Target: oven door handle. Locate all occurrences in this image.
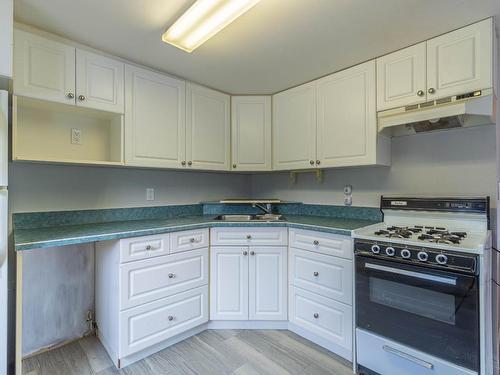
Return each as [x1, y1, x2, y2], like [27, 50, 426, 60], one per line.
[365, 263, 457, 285]
[383, 345, 434, 369]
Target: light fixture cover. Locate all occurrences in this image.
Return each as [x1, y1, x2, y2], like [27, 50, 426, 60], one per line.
[163, 0, 261, 53]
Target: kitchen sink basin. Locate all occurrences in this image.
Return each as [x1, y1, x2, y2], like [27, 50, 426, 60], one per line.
[214, 214, 285, 222]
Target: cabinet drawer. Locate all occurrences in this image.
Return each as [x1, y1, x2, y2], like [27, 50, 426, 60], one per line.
[120, 233, 170, 263]
[289, 229, 352, 259]
[290, 248, 352, 305]
[119, 286, 208, 357]
[120, 248, 208, 309]
[289, 286, 352, 353]
[357, 329, 475, 375]
[170, 228, 209, 253]
[210, 227, 287, 246]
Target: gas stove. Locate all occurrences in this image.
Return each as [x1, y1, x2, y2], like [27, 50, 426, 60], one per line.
[353, 197, 490, 254]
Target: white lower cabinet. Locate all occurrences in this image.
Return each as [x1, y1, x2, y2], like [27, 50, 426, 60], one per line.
[210, 228, 288, 322]
[288, 229, 354, 361]
[95, 229, 209, 367]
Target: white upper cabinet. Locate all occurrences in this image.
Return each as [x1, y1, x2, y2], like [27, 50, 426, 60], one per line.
[186, 83, 230, 171]
[76, 50, 124, 113]
[14, 29, 76, 105]
[317, 61, 379, 168]
[426, 19, 493, 100]
[0, 0, 13, 79]
[231, 96, 272, 171]
[125, 65, 186, 169]
[273, 83, 317, 170]
[376, 43, 427, 110]
[377, 19, 493, 111]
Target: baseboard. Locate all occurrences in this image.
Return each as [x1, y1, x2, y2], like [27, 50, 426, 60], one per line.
[207, 320, 289, 330]
[288, 323, 352, 362]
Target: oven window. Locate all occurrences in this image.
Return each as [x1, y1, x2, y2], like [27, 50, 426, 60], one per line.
[369, 277, 456, 325]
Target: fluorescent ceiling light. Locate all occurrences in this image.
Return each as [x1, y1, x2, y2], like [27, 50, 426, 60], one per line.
[162, 0, 261, 53]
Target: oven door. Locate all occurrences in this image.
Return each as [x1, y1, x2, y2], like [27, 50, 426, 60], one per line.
[356, 255, 479, 372]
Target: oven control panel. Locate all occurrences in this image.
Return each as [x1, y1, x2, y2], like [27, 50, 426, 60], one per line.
[354, 240, 477, 274]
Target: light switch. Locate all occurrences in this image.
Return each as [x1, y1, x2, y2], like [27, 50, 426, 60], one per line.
[146, 188, 154, 201]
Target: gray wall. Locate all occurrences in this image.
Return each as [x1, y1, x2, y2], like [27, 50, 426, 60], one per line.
[251, 125, 497, 208]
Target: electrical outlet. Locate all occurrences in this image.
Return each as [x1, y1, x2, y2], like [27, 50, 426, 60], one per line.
[146, 188, 155, 201]
[344, 184, 353, 195]
[345, 196, 352, 206]
[71, 128, 82, 145]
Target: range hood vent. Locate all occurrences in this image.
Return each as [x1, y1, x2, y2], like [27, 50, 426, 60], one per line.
[378, 89, 496, 137]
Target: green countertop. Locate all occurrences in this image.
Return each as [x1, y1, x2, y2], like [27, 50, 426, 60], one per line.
[14, 214, 379, 251]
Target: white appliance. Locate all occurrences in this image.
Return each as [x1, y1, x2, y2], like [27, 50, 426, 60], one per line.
[353, 197, 493, 375]
[0, 90, 8, 375]
[378, 89, 496, 137]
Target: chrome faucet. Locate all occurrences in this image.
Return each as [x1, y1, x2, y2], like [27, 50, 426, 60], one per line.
[252, 203, 272, 214]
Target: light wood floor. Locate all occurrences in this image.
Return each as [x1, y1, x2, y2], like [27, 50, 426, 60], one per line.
[22, 330, 353, 375]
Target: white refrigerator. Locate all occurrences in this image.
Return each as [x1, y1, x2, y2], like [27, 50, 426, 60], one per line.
[0, 90, 8, 375]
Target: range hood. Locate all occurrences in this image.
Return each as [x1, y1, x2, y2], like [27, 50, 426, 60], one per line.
[378, 89, 496, 137]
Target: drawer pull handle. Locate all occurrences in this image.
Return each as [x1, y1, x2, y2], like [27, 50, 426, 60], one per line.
[313, 313, 319, 319]
[313, 240, 319, 245]
[246, 235, 252, 239]
[250, 251, 255, 256]
[168, 273, 175, 279]
[168, 315, 174, 321]
[313, 271, 319, 277]
[383, 345, 434, 369]
[146, 245, 152, 250]
[243, 251, 248, 256]
[189, 238, 196, 243]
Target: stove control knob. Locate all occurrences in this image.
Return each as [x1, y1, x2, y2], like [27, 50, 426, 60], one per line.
[417, 251, 429, 262]
[385, 247, 395, 256]
[400, 249, 411, 259]
[371, 245, 380, 254]
[436, 254, 448, 265]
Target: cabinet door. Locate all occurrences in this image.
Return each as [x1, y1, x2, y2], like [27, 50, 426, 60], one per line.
[316, 60, 377, 168]
[427, 18, 492, 100]
[249, 247, 287, 320]
[376, 43, 426, 111]
[125, 65, 186, 169]
[273, 83, 317, 170]
[0, 0, 13, 78]
[14, 29, 75, 104]
[210, 247, 248, 320]
[186, 83, 230, 171]
[76, 50, 124, 113]
[231, 96, 272, 171]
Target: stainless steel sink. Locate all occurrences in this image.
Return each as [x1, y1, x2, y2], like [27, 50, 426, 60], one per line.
[214, 214, 285, 222]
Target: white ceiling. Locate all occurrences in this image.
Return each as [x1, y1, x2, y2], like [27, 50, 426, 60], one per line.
[14, 0, 500, 94]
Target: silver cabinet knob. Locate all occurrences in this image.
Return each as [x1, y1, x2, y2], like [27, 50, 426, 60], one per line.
[233, 164, 237, 168]
[428, 88, 436, 94]
[316, 160, 320, 165]
[181, 161, 186, 166]
[168, 315, 174, 321]
[78, 95, 86, 101]
[66, 92, 75, 99]
[250, 251, 255, 256]
[188, 161, 192, 166]
[313, 271, 319, 277]
[246, 235, 252, 239]
[313, 240, 319, 245]
[189, 238, 196, 243]
[146, 245, 152, 250]
[243, 251, 248, 256]
[309, 160, 315, 165]
[168, 273, 175, 279]
[313, 313, 319, 319]
[417, 90, 424, 97]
